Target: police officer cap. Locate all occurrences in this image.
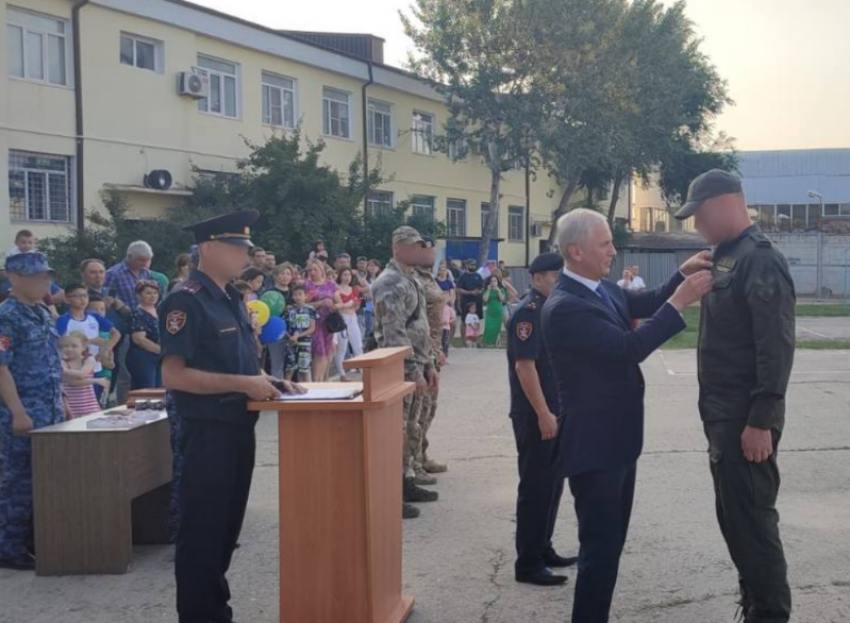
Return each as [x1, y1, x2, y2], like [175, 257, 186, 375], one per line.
[5, 251, 54, 275]
[675, 169, 743, 220]
[182, 209, 260, 247]
[529, 252, 563, 274]
[392, 226, 424, 246]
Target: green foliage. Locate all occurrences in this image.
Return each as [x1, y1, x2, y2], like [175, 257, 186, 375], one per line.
[658, 134, 739, 209]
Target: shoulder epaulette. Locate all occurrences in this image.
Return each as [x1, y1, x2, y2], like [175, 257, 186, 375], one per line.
[748, 229, 772, 248]
[175, 279, 203, 295]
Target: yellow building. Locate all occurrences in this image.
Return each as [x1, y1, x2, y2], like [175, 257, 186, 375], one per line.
[1, 0, 562, 265]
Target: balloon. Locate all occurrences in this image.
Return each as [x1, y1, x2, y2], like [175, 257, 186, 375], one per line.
[247, 300, 271, 327]
[260, 316, 287, 345]
[261, 290, 286, 317]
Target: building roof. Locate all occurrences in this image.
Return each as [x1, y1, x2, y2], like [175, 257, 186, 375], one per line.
[622, 232, 708, 251]
[739, 149, 850, 205]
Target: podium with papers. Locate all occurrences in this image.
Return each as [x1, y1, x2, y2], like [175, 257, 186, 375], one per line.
[249, 347, 416, 623]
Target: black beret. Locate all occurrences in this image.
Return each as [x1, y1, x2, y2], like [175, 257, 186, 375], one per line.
[529, 252, 563, 274]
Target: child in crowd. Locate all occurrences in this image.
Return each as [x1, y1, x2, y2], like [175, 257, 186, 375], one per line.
[268, 263, 297, 379]
[442, 300, 457, 357]
[56, 284, 120, 401]
[464, 302, 481, 348]
[240, 269, 265, 301]
[60, 332, 110, 418]
[285, 284, 317, 382]
[86, 296, 116, 406]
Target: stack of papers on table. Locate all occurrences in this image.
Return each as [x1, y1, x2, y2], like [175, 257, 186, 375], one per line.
[278, 388, 362, 401]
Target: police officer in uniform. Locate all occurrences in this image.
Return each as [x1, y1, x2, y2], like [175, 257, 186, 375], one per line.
[160, 210, 304, 623]
[676, 170, 795, 623]
[0, 252, 64, 571]
[507, 252, 577, 586]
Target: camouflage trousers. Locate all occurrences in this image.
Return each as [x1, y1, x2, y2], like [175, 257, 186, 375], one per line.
[0, 419, 34, 558]
[403, 383, 440, 475]
[417, 384, 439, 466]
[166, 391, 184, 543]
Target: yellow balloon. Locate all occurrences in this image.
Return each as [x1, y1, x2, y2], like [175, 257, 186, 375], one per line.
[247, 300, 271, 327]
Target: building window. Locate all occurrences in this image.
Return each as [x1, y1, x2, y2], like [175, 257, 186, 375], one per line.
[323, 87, 351, 138]
[366, 191, 393, 217]
[412, 112, 434, 155]
[480, 202, 499, 237]
[367, 99, 393, 148]
[411, 195, 435, 220]
[753, 205, 777, 231]
[120, 33, 160, 72]
[448, 139, 468, 162]
[447, 199, 466, 237]
[508, 206, 525, 242]
[262, 72, 296, 128]
[197, 55, 239, 119]
[824, 203, 840, 217]
[6, 7, 70, 86]
[8, 150, 73, 223]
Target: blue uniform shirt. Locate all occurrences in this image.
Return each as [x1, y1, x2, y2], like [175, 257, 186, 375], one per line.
[0, 296, 64, 426]
[158, 269, 261, 425]
[507, 289, 557, 419]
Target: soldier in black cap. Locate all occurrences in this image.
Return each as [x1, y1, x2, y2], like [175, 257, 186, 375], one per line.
[676, 170, 795, 623]
[159, 210, 304, 623]
[507, 252, 577, 586]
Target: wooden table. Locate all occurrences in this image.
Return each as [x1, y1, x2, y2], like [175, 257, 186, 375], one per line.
[30, 408, 173, 575]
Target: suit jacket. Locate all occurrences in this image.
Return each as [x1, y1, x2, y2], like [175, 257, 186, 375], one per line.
[541, 271, 687, 477]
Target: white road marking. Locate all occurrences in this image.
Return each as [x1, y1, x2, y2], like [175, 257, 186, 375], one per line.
[798, 325, 832, 339]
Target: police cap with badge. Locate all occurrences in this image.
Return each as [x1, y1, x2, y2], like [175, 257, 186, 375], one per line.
[529, 252, 563, 275]
[183, 209, 260, 247]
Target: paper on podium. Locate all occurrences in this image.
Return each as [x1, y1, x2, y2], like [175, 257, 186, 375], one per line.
[277, 388, 362, 401]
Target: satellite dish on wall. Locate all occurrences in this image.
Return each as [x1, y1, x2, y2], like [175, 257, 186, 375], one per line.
[143, 169, 173, 191]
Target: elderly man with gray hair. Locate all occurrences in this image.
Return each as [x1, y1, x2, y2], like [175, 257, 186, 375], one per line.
[104, 241, 155, 403]
[541, 209, 713, 623]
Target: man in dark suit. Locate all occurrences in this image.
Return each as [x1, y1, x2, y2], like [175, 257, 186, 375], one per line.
[541, 209, 713, 623]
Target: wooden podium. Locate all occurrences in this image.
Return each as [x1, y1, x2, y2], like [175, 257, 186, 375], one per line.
[249, 347, 416, 623]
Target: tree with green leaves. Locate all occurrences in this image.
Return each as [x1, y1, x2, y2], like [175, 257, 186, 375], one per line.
[402, 0, 543, 266]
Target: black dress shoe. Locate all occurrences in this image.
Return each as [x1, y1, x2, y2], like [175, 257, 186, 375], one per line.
[0, 552, 35, 571]
[545, 551, 578, 568]
[515, 567, 568, 586]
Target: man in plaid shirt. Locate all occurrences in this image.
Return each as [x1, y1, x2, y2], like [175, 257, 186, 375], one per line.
[104, 241, 155, 311]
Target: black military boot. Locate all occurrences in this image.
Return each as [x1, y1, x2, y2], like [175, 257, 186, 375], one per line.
[403, 477, 439, 502]
[403, 503, 421, 519]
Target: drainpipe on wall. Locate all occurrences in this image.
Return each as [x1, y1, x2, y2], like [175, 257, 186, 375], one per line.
[524, 157, 531, 266]
[72, 0, 91, 234]
[361, 62, 374, 240]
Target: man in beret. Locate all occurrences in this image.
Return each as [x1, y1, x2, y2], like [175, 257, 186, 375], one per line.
[507, 252, 577, 586]
[0, 252, 65, 570]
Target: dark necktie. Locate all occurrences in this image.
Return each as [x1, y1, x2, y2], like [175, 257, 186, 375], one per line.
[596, 284, 619, 316]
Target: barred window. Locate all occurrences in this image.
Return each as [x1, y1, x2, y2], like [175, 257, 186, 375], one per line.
[447, 199, 466, 237]
[9, 150, 73, 223]
[411, 195, 435, 220]
[366, 191, 394, 217]
[508, 206, 525, 242]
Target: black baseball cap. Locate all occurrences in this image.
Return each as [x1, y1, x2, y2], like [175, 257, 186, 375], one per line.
[674, 169, 743, 220]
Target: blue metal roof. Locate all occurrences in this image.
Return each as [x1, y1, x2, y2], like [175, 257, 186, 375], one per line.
[739, 149, 850, 204]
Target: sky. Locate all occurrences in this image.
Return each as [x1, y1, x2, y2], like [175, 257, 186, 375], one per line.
[193, 0, 850, 152]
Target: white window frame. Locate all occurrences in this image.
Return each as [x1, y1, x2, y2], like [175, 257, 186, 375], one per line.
[412, 111, 435, 155]
[366, 190, 394, 217]
[8, 150, 74, 223]
[480, 202, 499, 238]
[6, 7, 72, 87]
[323, 87, 352, 139]
[197, 54, 240, 119]
[508, 205, 525, 242]
[262, 71, 297, 129]
[448, 139, 468, 162]
[119, 32, 163, 73]
[447, 199, 467, 237]
[367, 99, 394, 148]
[411, 195, 436, 221]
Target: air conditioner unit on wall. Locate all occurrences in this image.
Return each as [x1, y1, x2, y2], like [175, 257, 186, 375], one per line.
[177, 69, 210, 99]
[530, 222, 543, 237]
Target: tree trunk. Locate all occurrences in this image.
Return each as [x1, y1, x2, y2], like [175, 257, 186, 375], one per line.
[606, 171, 625, 226]
[479, 162, 501, 267]
[547, 175, 580, 245]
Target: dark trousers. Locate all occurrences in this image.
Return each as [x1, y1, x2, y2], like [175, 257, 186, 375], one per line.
[176, 419, 256, 623]
[512, 416, 564, 576]
[705, 421, 791, 623]
[126, 345, 161, 390]
[165, 391, 183, 542]
[569, 462, 637, 623]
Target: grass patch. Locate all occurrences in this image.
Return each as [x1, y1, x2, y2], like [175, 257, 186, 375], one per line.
[797, 340, 850, 350]
[796, 304, 850, 317]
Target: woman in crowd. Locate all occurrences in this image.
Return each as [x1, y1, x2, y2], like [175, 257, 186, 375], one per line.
[309, 240, 329, 264]
[436, 259, 457, 348]
[240, 268, 266, 301]
[482, 275, 506, 347]
[333, 268, 364, 382]
[169, 253, 191, 291]
[495, 267, 519, 328]
[126, 280, 162, 389]
[267, 263, 297, 380]
[304, 259, 339, 382]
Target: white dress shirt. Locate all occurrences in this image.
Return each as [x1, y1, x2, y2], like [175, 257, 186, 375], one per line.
[563, 268, 602, 295]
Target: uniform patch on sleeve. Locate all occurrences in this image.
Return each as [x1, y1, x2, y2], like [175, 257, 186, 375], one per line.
[166, 311, 187, 335]
[0, 336, 10, 352]
[516, 322, 533, 341]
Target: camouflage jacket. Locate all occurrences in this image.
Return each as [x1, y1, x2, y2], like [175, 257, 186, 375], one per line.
[413, 266, 447, 363]
[372, 260, 433, 380]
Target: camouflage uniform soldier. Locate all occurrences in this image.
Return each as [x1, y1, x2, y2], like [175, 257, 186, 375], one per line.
[0, 253, 65, 571]
[412, 238, 449, 485]
[372, 226, 440, 519]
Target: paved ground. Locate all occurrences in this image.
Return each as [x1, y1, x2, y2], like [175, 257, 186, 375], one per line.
[796, 317, 850, 340]
[3, 348, 850, 623]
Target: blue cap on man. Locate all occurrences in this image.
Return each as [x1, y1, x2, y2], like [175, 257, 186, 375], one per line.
[5, 251, 54, 275]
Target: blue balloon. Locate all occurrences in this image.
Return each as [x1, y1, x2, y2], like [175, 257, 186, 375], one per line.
[260, 316, 287, 345]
